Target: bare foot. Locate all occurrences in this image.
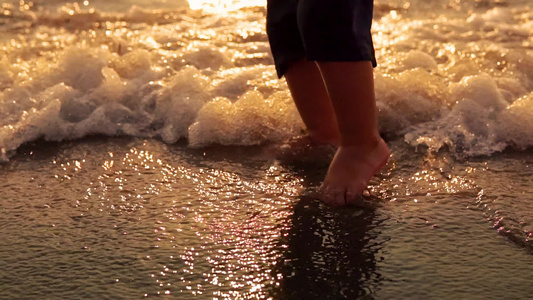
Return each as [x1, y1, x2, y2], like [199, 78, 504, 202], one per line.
[285, 132, 338, 149]
[278, 131, 337, 156]
[319, 138, 390, 206]
[276, 134, 337, 165]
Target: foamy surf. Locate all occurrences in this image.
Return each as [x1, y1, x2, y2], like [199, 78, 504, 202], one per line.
[0, 0, 531, 161]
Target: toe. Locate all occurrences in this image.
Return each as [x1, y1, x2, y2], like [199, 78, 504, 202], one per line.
[345, 183, 366, 206]
[319, 184, 345, 206]
[333, 189, 347, 206]
[345, 190, 361, 206]
[318, 184, 335, 205]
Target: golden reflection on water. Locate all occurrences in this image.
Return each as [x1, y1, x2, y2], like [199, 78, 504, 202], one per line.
[76, 145, 302, 298]
[188, 0, 266, 13]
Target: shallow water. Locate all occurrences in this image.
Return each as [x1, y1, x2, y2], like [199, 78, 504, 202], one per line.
[0, 0, 532, 299]
[0, 137, 531, 299]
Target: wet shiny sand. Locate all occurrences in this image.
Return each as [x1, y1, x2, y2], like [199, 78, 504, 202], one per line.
[1, 137, 531, 299]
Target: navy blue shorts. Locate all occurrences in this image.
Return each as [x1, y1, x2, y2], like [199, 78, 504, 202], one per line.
[266, 0, 377, 78]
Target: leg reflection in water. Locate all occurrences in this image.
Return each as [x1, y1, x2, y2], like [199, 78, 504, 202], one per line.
[273, 196, 385, 299]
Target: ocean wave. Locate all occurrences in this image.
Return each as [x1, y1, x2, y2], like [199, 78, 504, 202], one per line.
[0, 2, 532, 161]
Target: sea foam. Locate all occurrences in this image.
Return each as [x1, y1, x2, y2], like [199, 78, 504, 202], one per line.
[0, 1, 531, 161]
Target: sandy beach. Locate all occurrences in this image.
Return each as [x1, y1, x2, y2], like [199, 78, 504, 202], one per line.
[1, 0, 532, 298]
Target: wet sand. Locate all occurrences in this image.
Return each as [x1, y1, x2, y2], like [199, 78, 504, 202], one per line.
[1, 137, 531, 299]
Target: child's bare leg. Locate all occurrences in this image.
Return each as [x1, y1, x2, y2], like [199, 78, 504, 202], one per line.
[285, 59, 339, 145]
[316, 61, 390, 206]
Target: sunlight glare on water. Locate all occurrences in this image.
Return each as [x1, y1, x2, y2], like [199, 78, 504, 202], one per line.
[188, 0, 266, 13]
[1, 138, 531, 299]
